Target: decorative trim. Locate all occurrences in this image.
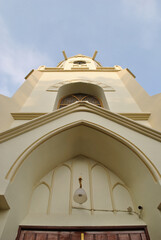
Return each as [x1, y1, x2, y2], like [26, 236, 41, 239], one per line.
[48, 169, 55, 214]
[1, 102, 161, 143]
[56, 54, 102, 67]
[25, 69, 34, 79]
[126, 68, 136, 78]
[112, 182, 135, 209]
[88, 162, 94, 215]
[96, 67, 116, 70]
[33, 181, 50, 192]
[119, 113, 151, 121]
[11, 109, 150, 121]
[69, 161, 73, 215]
[38, 68, 120, 73]
[46, 79, 116, 93]
[106, 169, 115, 211]
[11, 112, 47, 120]
[71, 67, 89, 70]
[58, 94, 103, 109]
[60, 54, 102, 67]
[5, 120, 161, 183]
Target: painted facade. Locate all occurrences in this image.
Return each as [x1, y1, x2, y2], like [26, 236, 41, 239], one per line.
[0, 53, 161, 240]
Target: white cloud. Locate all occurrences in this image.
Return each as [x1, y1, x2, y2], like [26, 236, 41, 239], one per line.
[0, 16, 51, 97]
[121, 0, 161, 49]
[121, 0, 160, 21]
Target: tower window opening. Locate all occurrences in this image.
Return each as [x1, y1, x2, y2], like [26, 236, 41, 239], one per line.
[73, 60, 86, 65]
[58, 93, 102, 109]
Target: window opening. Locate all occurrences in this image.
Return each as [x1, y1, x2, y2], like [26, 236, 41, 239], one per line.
[73, 60, 86, 65]
[58, 93, 102, 109]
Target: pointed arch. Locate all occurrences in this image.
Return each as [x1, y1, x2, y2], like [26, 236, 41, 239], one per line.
[112, 183, 134, 211]
[6, 120, 160, 183]
[3, 121, 161, 240]
[29, 182, 50, 214]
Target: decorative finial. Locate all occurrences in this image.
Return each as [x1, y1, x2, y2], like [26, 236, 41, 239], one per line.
[62, 51, 68, 60]
[92, 50, 98, 60]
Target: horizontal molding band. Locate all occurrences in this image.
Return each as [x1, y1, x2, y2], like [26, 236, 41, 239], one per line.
[38, 68, 121, 72]
[119, 113, 151, 120]
[11, 111, 151, 121]
[11, 112, 46, 120]
[0, 102, 160, 143]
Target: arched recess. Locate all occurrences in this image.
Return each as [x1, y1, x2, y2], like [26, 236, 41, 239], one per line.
[6, 121, 160, 183]
[27, 156, 135, 217]
[112, 183, 134, 211]
[50, 165, 71, 214]
[53, 82, 109, 110]
[2, 121, 161, 240]
[29, 182, 50, 214]
[91, 165, 112, 211]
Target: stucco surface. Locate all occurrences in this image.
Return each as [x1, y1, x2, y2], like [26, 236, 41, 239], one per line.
[0, 56, 161, 240]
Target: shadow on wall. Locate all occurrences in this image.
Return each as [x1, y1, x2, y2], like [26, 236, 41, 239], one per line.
[53, 82, 109, 110]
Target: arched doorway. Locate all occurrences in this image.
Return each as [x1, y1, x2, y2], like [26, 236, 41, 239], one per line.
[2, 122, 160, 239]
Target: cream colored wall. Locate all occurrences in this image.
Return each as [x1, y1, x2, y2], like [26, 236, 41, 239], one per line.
[118, 69, 161, 131]
[1, 57, 157, 131]
[7, 58, 152, 129]
[0, 210, 9, 238]
[0, 111, 161, 239]
[1, 57, 161, 239]
[17, 71, 143, 114]
[0, 95, 19, 131]
[26, 156, 137, 220]
[0, 70, 42, 131]
[1, 109, 161, 187]
[62, 56, 98, 70]
[1, 151, 146, 240]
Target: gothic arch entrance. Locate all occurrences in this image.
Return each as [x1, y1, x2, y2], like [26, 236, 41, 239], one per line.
[2, 121, 158, 239]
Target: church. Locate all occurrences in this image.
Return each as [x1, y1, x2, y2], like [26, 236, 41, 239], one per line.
[0, 52, 161, 240]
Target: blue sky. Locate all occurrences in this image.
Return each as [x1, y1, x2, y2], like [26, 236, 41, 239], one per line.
[0, 0, 161, 97]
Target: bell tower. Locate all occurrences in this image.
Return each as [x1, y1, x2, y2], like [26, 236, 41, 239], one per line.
[0, 52, 161, 240]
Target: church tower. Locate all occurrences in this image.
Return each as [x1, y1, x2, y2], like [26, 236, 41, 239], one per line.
[0, 52, 161, 240]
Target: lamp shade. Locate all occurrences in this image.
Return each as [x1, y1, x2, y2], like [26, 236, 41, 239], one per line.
[73, 187, 87, 204]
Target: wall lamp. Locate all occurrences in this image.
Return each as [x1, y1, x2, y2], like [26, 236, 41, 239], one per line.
[73, 177, 87, 204]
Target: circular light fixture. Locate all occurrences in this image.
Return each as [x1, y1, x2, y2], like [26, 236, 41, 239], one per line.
[73, 177, 87, 204]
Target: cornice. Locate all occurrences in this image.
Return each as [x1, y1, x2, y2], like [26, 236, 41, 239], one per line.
[11, 112, 46, 120]
[96, 67, 116, 70]
[1, 102, 161, 143]
[11, 112, 151, 121]
[38, 68, 120, 73]
[119, 113, 151, 120]
[71, 67, 89, 70]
